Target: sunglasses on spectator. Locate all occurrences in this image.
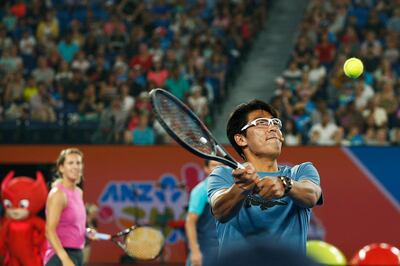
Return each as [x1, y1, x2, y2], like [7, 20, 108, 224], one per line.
[241, 118, 282, 132]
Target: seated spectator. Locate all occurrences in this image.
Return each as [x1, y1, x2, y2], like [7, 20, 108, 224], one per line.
[375, 127, 390, 146]
[57, 34, 79, 63]
[165, 67, 190, 101]
[32, 56, 55, 85]
[129, 42, 153, 71]
[71, 51, 90, 74]
[23, 76, 39, 102]
[292, 36, 313, 69]
[307, 57, 326, 92]
[120, 83, 135, 112]
[343, 125, 365, 146]
[29, 82, 56, 122]
[353, 80, 374, 111]
[282, 61, 302, 91]
[187, 85, 209, 123]
[390, 127, 400, 145]
[0, 48, 22, 74]
[314, 32, 336, 70]
[36, 10, 59, 45]
[336, 101, 364, 133]
[78, 84, 102, 121]
[283, 119, 301, 146]
[147, 57, 169, 87]
[124, 110, 155, 145]
[93, 96, 128, 144]
[362, 96, 388, 128]
[309, 111, 340, 146]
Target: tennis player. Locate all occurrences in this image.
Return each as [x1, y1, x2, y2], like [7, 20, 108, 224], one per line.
[208, 100, 323, 257]
[44, 148, 87, 266]
[185, 160, 222, 266]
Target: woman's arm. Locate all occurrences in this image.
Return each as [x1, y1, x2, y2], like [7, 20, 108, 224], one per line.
[45, 189, 75, 266]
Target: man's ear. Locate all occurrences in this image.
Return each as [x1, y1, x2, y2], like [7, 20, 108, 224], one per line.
[234, 133, 247, 148]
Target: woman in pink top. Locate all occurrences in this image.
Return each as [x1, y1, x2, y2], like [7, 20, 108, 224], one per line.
[44, 148, 87, 266]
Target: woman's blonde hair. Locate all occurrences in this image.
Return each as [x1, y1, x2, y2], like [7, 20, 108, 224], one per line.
[52, 148, 84, 187]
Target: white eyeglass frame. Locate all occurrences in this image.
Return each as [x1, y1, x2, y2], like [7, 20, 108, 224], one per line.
[240, 118, 282, 132]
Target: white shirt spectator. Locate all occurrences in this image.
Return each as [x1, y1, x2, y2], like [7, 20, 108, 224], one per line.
[19, 33, 36, 55]
[309, 122, 338, 146]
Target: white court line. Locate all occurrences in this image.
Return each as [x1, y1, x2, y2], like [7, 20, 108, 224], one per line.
[342, 147, 400, 213]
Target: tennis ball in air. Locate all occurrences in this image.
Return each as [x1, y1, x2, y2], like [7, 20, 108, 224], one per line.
[343, 57, 364, 78]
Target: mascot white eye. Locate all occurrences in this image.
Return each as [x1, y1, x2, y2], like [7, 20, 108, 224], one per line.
[3, 199, 12, 208]
[19, 199, 30, 208]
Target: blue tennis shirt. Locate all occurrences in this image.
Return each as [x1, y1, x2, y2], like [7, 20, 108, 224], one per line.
[207, 162, 322, 256]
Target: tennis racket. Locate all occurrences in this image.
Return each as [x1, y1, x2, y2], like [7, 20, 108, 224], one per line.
[150, 88, 286, 211]
[90, 226, 165, 260]
[149, 88, 243, 169]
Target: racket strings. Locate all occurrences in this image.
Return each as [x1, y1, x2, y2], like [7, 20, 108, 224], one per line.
[124, 227, 164, 260]
[156, 95, 215, 155]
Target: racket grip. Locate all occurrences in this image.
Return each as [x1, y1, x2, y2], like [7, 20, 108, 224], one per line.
[93, 232, 111, 240]
[237, 162, 245, 169]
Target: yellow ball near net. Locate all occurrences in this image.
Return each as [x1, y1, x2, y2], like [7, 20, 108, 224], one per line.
[343, 57, 364, 78]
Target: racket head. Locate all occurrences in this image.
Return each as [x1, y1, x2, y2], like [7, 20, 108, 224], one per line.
[150, 88, 239, 169]
[122, 226, 165, 260]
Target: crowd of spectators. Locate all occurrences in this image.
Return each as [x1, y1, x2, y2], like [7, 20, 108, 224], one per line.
[272, 0, 400, 146]
[0, 0, 267, 144]
[2, 0, 399, 147]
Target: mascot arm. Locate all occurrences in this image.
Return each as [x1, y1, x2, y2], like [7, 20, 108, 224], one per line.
[0, 219, 10, 258]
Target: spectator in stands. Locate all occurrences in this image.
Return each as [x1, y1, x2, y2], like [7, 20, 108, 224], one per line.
[129, 42, 153, 71]
[71, 51, 90, 74]
[283, 119, 301, 146]
[390, 128, 400, 145]
[29, 82, 56, 123]
[386, 8, 400, 33]
[315, 32, 336, 70]
[292, 36, 313, 69]
[124, 110, 155, 145]
[309, 111, 340, 146]
[187, 85, 209, 123]
[375, 127, 390, 146]
[362, 97, 388, 128]
[282, 61, 302, 92]
[147, 57, 169, 87]
[36, 10, 59, 45]
[78, 84, 102, 121]
[165, 67, 190, 101]
[32, 56, 55, 85]
[94, 96, 127, 144]
[343, 125, 364, 146]
[57, 34, 79, 63]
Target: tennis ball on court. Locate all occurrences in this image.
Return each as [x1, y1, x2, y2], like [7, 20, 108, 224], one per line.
[343, 57, 364, 78]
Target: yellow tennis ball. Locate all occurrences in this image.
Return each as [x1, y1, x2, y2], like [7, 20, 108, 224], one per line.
[343, 57, 364, 78]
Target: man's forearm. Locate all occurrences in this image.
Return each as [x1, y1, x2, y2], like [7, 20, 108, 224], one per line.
[288, 180, 322, 208]
[211, 185, 250, 223]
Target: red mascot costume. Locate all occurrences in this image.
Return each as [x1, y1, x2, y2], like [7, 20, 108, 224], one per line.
[0, 171, 48, 266]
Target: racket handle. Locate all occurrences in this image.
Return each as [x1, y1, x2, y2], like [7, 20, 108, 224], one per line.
[237, 162, 245, 169]
[93, 232, 111, 240]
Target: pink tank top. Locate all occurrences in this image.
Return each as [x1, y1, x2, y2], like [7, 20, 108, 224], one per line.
[43, 183, 86, 264]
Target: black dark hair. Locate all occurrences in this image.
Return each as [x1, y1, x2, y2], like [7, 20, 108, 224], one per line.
[226, 99, 278, 158]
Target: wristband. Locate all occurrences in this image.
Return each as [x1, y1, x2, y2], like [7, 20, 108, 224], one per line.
[279, 176, 293, 194]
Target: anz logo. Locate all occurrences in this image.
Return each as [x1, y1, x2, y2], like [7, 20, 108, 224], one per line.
[99, 174, 183, 204]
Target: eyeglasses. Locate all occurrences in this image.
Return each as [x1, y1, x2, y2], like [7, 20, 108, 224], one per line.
[241, 118, 282, 132]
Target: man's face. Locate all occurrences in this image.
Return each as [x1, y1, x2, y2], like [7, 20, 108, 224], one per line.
[240, 110, 283, 159]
